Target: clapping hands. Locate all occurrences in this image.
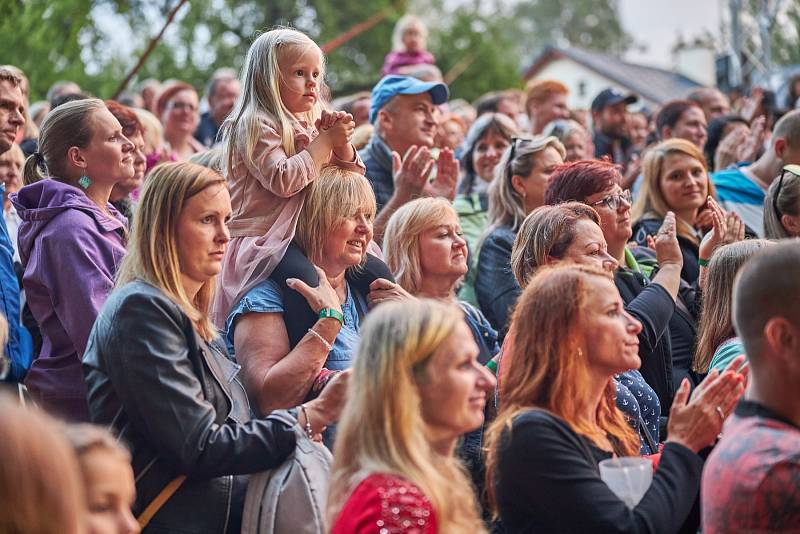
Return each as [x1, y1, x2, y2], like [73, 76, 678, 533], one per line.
[392, 145, 459, 201]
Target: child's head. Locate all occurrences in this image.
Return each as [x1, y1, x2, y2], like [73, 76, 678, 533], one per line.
[392, 15, 428, 54]
[61, 424, 139, 534]
[222, 27, 327, 169]
[239, 27, 326, 123]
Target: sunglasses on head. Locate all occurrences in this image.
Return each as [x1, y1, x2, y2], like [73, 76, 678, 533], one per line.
[506, 137, 531, 181]
[772, 164, 800, 219]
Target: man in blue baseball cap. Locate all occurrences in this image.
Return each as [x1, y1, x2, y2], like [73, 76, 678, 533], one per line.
[360, 75, 459, 243]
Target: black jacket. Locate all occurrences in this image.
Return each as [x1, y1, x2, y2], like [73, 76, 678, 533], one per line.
[495, 409, 704, 533]
[632, 218, 700, 285]
[615, 268, 676, 415]
[83, 280, 296, 533]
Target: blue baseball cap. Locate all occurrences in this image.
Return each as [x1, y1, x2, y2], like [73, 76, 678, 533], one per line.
[369, 75, 449, 124]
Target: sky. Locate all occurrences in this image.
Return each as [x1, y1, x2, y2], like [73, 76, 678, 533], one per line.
[618, 0, 723, 69]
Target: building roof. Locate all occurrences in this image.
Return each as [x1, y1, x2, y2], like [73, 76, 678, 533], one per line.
[524, 46, 701, 106]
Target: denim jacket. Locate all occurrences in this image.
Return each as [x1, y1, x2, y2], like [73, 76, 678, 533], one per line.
[475, 224, 519, 337]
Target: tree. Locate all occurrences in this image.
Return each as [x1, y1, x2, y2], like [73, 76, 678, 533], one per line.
[2, 0, 405, 101]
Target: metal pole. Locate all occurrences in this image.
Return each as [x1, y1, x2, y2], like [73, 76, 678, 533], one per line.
[730, 0, 743, 87]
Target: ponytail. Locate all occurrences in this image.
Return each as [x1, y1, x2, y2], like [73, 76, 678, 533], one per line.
[23, 152, 46, 185]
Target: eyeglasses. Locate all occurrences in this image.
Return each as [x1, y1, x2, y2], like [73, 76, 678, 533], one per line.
[772, 164, 800, 219]
[167, 102, 197, 112]
[589, 189, 632, 211]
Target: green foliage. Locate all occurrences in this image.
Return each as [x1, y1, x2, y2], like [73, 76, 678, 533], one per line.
[513, 0, 633, 55]
[427, 2, 523, 102]
[0, 0, 96, 100]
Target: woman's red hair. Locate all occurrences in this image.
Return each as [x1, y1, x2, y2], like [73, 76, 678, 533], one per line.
[485, 264, 639, 511]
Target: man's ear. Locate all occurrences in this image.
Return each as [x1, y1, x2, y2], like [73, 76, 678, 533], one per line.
[774, 137, 787, 160]
[763, 316, 799, 364]
[377, 108, 393, 134]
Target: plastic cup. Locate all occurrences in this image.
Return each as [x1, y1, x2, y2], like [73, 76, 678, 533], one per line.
[599, 457, 653, 509]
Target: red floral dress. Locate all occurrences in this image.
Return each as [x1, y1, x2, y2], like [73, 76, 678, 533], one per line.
[330, 473, 438, 533]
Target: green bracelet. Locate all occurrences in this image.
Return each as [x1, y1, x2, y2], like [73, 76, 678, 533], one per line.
[698, 257, 710, 267]
[318, 307, 345, 325]
[486, 359, 499, 374]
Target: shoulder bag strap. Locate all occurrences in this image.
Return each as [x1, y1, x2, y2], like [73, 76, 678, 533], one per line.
[137, 475, 187, 529]
[638, 415, 658, 455]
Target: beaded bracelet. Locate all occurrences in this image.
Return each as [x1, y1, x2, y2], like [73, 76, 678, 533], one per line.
[307, 328, 333, 352]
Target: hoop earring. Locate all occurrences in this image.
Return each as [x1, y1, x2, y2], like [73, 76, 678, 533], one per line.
[78, 175, 91, 189]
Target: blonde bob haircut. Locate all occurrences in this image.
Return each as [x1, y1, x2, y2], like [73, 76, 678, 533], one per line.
[383, 197, 456, 294]
[632, 138, 717, 245]
[221, 27, 328, 179]
[486, 135, 565, 233]
[327, 299, 487, 533]
[115, 162, 226, 340]
[511, 202, 601, 288]
[294, 166, 376, 267]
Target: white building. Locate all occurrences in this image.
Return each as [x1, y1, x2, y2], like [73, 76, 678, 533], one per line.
[524, 46, 702, 110]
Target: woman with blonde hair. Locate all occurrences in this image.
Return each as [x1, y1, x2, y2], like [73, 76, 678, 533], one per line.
[328, 299, 494, 533]
[763, 164, 800, 238]
[486, 264, 747, 533]
[61, 424, 139, 534]
[632, 138, 741, 284]
[224, 167, 398, 421]
[693, 239, 772, 374]
[84, 162, 346, 532]
[384, 197, 498, 363]
[213, 28, 391, 354]
[383, 197, 500, 511]
[0, 396, 86, 534]
[473, 135, 564, 332]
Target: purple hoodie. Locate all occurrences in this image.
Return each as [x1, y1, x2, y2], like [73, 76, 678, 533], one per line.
[12, 180, 127, 421]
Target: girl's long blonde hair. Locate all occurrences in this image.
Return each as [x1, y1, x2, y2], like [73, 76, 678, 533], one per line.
[115, 162, 226, 340]
[221, 28, 328, 179]
[632, 138, 717, 245]
[485, 265, 640, 511]
[327, 299, 487, 533]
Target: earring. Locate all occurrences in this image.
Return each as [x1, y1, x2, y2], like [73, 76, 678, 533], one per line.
[78, 175, 91, 189]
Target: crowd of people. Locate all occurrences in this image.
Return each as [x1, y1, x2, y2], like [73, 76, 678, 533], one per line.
[1, 15, 799, 534]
